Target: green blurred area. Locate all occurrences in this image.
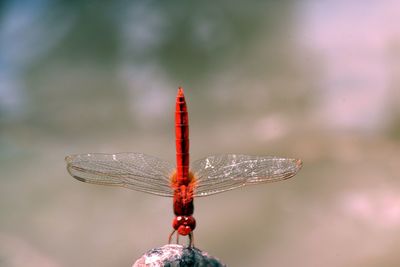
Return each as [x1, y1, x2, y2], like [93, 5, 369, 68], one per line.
[1, 1, 399, 267]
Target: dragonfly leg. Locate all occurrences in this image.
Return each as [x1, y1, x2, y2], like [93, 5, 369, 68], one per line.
[168, 229, 194, 247]
[168, 230, 176, 244]
[188, 232, 194, 247]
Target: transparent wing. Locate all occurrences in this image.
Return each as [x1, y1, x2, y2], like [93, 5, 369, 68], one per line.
[65, 153, 175, 197]
[191, 154, 302, 197]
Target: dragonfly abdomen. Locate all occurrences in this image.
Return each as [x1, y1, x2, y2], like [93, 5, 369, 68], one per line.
[175, 87, 190, 184]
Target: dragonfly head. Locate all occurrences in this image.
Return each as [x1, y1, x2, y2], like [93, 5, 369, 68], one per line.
[173, 216, 196, 236]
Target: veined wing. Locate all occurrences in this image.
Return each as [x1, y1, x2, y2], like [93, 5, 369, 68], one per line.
[191, 154, 302, 197]
[65, 153, 175, 197]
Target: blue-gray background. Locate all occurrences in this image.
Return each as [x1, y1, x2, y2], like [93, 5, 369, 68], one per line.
[1, 1, 400, 266]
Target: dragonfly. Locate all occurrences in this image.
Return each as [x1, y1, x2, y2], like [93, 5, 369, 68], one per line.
[65, 87, 302, 246]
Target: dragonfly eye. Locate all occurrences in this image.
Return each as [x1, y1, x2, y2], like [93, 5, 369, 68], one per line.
[173, 216, 196, 235]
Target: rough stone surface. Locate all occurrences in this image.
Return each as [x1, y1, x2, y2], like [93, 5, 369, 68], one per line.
[133, 244, 226, 267]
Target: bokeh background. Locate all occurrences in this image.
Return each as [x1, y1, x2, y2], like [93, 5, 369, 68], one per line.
[1, 1, 400, 266]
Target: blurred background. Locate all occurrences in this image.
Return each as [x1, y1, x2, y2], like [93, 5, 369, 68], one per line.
[1, 0, 400, 266]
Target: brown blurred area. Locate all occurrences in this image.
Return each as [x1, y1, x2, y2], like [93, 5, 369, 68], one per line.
[1, 1, 400, 266]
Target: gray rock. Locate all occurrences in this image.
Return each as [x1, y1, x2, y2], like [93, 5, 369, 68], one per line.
[133, 244, 226, 267]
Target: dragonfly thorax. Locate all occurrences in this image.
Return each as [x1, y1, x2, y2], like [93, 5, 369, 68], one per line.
[173, 186, 194, 216]
[173, 215, 196, 236]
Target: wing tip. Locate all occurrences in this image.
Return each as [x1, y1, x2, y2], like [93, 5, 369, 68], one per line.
[295, 159, 303, 169]
[65, 155, 73, 163]
[65, 164, 82, 181]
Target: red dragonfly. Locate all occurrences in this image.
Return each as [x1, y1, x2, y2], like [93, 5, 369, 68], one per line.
[65, 87, 302, 246]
